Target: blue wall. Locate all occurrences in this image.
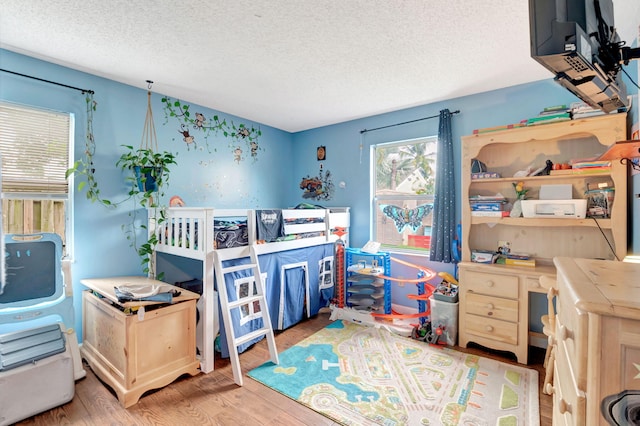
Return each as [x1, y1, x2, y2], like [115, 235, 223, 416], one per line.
[0, 49, 293, 335]
[1, 43, 638, 337]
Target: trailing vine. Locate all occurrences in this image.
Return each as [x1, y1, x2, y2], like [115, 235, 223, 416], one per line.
[66, 93, 113, 207]
[161, 96, 263, 161]
[66, 86, 178, 278]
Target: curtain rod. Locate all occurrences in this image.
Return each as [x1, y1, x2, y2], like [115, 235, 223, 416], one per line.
[360, 109, 460, 134]
[0, 68, 94, 95]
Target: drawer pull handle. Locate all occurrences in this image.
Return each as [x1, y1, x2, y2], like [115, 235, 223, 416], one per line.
[485, 325, 494, 332]
[558, 399, 571, 414]
[544, 383, 555, 395]
[486, 303, 494, 310]
[485, 280, 495, 287]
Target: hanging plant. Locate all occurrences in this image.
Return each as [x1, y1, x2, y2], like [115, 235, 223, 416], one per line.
[161, 96, 263, 161]
[117, 145, 176, 278]
[117, 83, 178, 278]
[65, 92, 113, 207]
[116, 146, 177, 200]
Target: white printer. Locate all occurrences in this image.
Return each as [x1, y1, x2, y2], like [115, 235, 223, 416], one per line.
[521, 184, 587, 219]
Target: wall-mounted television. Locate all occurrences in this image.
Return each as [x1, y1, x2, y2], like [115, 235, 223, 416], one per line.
[529, 0, 639, 112]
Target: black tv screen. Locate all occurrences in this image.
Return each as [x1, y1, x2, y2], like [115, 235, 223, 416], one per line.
[529, 0, 628, 112]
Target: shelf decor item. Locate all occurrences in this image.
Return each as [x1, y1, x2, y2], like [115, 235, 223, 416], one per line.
[510, 181, 528, 217]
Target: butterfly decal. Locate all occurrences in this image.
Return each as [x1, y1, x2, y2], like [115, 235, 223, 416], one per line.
[380, 204, 434, 233]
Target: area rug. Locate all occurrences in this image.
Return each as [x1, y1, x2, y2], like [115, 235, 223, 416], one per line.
[248, 320, 539, 426]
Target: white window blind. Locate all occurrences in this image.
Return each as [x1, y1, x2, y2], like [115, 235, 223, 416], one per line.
[0, 102, 71, 194]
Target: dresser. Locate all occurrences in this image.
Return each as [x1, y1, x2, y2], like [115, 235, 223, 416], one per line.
[551, 257, 640, 425]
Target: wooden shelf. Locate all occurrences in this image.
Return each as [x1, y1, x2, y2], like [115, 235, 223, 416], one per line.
[462, 113, 628, 263]
[470, 216, 612, 228]
[471, 170, 614, 184]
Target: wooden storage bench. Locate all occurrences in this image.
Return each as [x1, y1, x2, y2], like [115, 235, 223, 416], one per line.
[80, 276, 200, 408]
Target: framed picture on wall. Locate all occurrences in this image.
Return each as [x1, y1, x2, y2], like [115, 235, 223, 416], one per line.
[317, 146, 326, 161]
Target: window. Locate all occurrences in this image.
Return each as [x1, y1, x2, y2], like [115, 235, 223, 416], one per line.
[234, 273, 267, 325]
[0, 101, 73, 255]
[372, 136, 437, 252]
[318, 256, 334, 290]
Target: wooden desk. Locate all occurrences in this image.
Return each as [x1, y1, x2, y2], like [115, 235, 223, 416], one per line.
[81, 276, 200, 408]
[551, 257, 640, 425]
[458, 262, 555, 364]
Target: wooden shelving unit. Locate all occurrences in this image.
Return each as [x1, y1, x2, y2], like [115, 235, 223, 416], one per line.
[458, 113, 629, 364]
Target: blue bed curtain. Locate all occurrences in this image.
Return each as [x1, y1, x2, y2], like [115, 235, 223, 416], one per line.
[429, 109, 455, 263]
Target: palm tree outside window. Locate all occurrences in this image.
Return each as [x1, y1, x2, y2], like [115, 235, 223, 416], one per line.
[372, 136, 437, 252]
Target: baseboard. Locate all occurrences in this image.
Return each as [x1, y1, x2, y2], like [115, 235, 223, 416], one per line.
[529, 331, 547, 349]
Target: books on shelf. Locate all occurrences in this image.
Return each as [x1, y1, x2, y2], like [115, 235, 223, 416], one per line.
[469, 195, 508, 216]
[470, 211, 510, 217]
[571, 160, 611, 168]
[469, 195, 508, 202]
[471, 172, 501, 179]
[570, 160, 611, 174]
[470, 201, 505, 211]
[496, 255, 536, 267]
[525, 105, 572, 127]
[542, 104, 569, 113]
[570, 101, 606, 120]
[503, 252, 531, 260]
[526, 112, 571, 126]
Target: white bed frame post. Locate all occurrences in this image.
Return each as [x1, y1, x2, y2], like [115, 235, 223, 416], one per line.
[199, 209, 217, 373]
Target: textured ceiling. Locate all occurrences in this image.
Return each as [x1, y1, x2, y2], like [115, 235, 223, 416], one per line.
[0, 1, 638, 132]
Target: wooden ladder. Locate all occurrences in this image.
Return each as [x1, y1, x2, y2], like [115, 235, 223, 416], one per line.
[214, 245, 278, 386]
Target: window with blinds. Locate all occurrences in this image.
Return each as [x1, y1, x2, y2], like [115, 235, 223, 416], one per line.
[0, 101, 73, 253]
[0, 101, 71, 195]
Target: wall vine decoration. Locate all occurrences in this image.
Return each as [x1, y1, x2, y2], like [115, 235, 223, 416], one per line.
[161, 96, 263, 162]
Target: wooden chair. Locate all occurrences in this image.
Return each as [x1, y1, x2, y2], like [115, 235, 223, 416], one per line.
[539, 275, 558, 395]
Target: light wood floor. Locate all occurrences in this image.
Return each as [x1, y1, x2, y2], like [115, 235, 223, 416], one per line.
[16, 312, 552, 425]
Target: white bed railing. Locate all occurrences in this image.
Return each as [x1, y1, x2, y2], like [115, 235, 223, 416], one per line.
[151, 207, 350, 259]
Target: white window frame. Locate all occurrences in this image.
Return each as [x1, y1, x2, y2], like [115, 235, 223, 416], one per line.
[371, 136, 437, 253]
[0, 101, 74, 257]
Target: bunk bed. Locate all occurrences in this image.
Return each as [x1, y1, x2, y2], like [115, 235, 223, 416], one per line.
[150, 206, 350, 373]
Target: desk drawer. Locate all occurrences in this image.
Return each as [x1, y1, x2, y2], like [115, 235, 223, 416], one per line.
[465, 293, 518, 322]
[463, 313, 518, 345]
[462, 270, 518, 298]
